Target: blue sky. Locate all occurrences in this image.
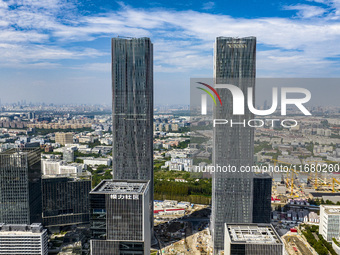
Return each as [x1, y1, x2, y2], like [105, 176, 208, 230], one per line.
[0, 0, 340, 105]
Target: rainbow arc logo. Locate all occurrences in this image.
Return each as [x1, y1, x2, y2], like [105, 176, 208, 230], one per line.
[196, 82, 222, 115]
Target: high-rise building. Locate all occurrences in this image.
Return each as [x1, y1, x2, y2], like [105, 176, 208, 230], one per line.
[111, 37, 153, 182]
[55, 132, 73, 145]
[224, 224, 284, 255]
[320, 205, 340, 241]
[41, 173, 91, 229]
[0, 148, 42, 224]
[111, 37, 154, 234]
[253, 173, 272, 223]
[211, 36, 256, 253]
[0, 223, 48, 255]
[90, 180, 150, 255]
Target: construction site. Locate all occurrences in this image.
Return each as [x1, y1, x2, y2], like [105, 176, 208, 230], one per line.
[270, 159, 340, 201]
[282, 233, 317, 255]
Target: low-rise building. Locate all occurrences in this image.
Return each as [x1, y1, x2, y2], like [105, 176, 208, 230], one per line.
[0, 223, 48, 255]
[164, 158, 193, 171]
[308, 212, 319, 223]
[42, 160, 82, 175]
[83, 157, 111, 166]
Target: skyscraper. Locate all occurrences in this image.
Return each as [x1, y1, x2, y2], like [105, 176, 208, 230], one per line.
[111, 37, 154, 234]
[211, 37, 256, 253]
[111, 37, 153, 182]
[90, 180, 150, 254]
[0, 147, 42, 224]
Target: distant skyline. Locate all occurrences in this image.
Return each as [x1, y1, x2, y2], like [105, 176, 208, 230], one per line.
[0, 0, 340, 105]
[3, 77, 340, 108]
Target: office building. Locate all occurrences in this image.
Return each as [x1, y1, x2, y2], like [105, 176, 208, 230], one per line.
[111, 37, 154, 234]
[0, 223, 48, 255]
[111, 37, 153, 181]
[320, 205, 340, 241]
[42, 173, 91, 228]
[41, 159, 82, 175]
[83, 157, 111, 167]
[253, 173, 272, 223]
[0, 148, 42, 224]
[211, 37, 256, 253]
[90, 180, 150, 255]
[224, 224, 283, 255]
[63, 148, 74, 162]
[55, 132, 73, 145]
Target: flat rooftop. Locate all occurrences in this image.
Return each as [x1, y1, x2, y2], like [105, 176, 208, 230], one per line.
[0, 147, 40, 155]
[322, 205, 340, 215]
[310, 192, 340, 197]
[0, 223, 45, 235]
[42, 173, 91, 180]
[217, 36, 256, 40]
[91, 179, 149, 194]
[226, 224, 282, 245]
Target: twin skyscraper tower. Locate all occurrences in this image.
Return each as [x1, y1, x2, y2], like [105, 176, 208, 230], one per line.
[90, 36, 271, 254]
[90, 38, 154, 254]
[212, 37, 272, 253]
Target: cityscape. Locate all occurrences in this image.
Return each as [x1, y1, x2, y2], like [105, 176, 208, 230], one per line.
[1, 1, 340, 255]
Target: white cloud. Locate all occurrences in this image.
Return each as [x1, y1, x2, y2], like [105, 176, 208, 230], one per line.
[0, 43, 105, 69]
[0, 0, 7, 8]
[0, 30, 48, 42]
[283, 4, 326, 18]
[257, 50, 338, 77]
[202, 2, 215, 10]
[0, 1, 339, 76]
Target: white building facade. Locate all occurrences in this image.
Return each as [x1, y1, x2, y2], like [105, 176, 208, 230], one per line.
[0, 223, 48, 255]
[320, 205, 340, 241]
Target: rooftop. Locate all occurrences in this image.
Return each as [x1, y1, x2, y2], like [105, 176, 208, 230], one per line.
[91, 179, 149, 194]
[42, 172, 91, 180]
[0, 223, 45, 235]
[0, 147, 40, 156]
[226, 224, 282, 245]
[113, 36, 150, 40]
[217, 36, 256, 40]
[0, 148, 40, 167]
[322, 205, 340, 215]
[310, 192, 340, 197]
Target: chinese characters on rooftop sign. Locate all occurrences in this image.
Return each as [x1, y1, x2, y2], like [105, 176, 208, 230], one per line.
[110, 194, 139, 200]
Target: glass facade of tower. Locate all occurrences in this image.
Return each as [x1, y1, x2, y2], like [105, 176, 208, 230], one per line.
[111, 37, 153, 182]
[0, 148, 42, 224]
[41, 175, 91, 227]
[111, 37, 154, 237]
[212, 37, 256, 253]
